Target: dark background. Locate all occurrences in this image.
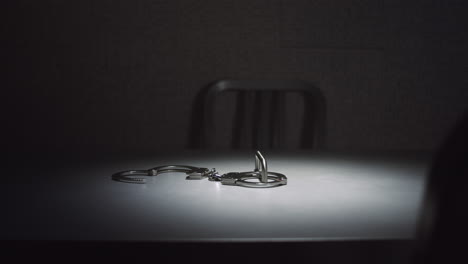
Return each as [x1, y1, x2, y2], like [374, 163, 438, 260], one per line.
[3, 0, 468, 156]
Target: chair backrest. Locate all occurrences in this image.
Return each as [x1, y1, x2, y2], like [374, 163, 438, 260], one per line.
[189, 80, 326, 150]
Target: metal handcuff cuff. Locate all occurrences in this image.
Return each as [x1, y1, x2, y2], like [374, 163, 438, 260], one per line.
[112, 151, 287, 188]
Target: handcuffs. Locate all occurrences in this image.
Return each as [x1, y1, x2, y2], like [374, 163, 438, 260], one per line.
[112, 151, 287, 188]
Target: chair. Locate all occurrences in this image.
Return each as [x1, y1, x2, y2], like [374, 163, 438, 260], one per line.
[188, 80, 326, 150]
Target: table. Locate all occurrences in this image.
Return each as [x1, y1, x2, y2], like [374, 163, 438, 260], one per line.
[2, 151, 430, 242]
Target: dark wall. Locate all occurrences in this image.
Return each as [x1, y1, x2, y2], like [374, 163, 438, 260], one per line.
[4, 0, 468, 155]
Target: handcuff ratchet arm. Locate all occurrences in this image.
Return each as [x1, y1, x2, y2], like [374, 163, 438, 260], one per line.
[255, 150, 268, 183]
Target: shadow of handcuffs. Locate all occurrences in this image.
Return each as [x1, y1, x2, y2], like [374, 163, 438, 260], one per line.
[112, 151, 287, 188]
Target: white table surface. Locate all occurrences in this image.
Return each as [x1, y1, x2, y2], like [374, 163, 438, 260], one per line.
[2, 151, 430, 242]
